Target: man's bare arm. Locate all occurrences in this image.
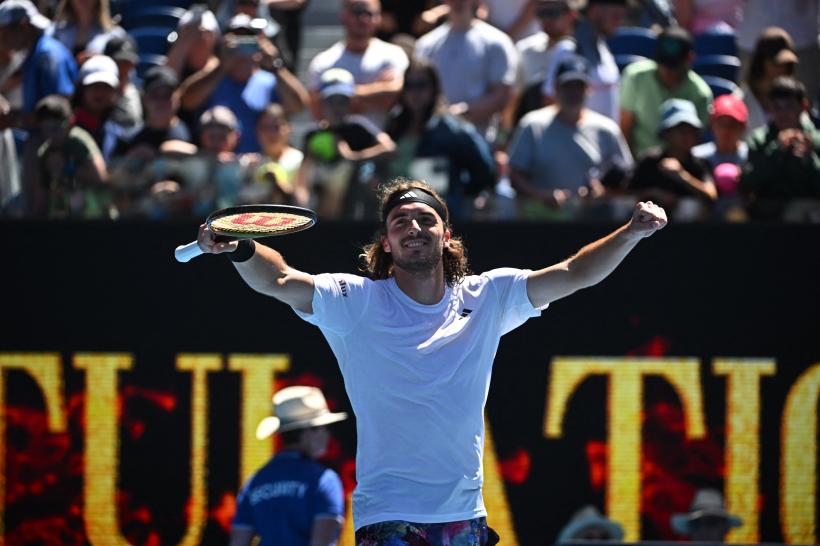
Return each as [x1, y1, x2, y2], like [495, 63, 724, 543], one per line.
[526, 201, 667, 308]
[198, 225, 315, 313]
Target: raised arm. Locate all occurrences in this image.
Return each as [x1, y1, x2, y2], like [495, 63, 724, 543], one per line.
[197, 225, 315, 313]
[526, 201, 667, 308]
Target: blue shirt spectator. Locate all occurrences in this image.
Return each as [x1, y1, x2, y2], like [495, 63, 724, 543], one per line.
[0, 0, 77, 116]
[22, 33, 77, 114]
[208, 69, 279, 153]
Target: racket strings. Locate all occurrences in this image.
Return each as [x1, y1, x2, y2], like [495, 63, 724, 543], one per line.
[211, 212, 313, 234]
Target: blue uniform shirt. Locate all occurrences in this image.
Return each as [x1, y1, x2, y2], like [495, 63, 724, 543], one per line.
[22, 33, 77, 114]
[208, 69, 280, 153]
[233, 451, 344, 546]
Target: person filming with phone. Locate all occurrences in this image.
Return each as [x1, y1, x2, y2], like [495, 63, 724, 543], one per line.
[178, 13, 309, 153]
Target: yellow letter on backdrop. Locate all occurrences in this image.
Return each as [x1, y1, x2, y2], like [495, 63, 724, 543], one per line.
[713, 359, 775, 543]
[545, 357, 705, 541]
[228, 354, 290, 483]
[781, 363, 820, 544]
[0, 353, 66, 545]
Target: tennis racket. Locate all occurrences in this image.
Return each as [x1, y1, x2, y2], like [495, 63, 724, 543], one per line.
[174, 204, 317, 263]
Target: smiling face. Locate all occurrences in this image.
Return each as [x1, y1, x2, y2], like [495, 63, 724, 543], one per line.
[381, 202, 451, 275]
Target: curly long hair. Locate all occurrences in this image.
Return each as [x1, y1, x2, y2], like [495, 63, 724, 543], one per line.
[359, 179, 470, 286]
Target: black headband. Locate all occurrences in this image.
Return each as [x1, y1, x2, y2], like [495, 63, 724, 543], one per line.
[382, 188, 448, 225]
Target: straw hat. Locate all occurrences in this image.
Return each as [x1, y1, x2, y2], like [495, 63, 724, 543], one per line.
[256, 386, 348, 439]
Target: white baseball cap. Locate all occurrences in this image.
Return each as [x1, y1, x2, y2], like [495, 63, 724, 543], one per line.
[319, 68, 355, 99]
[0, 0, 50, 30]
[79, 55, 120, 88]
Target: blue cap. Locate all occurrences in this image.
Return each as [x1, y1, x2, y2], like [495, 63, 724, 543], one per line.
[556, 54, 591, 85]
[659, 98, 702, 131]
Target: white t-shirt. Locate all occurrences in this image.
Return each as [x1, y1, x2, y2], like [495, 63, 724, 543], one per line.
[542, 35, 621, 122]
[415, 19, 518, 136]
[294, 269, 542, 529]
[484, 0, 540, 42]
[514, 31, 552, 91]
[307, 39, 409, 129]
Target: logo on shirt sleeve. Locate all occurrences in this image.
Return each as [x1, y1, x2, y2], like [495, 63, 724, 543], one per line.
[336, 278, 349, 297]
[459, 308, 473, 319]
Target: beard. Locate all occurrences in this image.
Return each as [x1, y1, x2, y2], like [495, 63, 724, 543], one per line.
[392, 239, 443, 274]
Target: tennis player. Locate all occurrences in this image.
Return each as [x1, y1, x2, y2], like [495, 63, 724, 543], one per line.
[197, 179, 667, 545]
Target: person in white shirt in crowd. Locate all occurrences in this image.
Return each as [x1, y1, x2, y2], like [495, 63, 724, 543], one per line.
[541, 0, 625, 123]
[414, 0, 518, 142]
[307, 0, 409, 129]
[508, 55, 633, 220]
[482, 0, 541, 42]
[506, 0, 580, 132]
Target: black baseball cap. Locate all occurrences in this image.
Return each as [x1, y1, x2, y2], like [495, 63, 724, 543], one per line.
[656, 26, 693, 67]
[143, 65, 179, 91]
[556, 54, 591, 85]
[104, 36, 139, 64]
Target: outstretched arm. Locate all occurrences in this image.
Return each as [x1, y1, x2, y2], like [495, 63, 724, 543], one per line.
[197, 225, 315, 313]
[526, 201, 667, 308]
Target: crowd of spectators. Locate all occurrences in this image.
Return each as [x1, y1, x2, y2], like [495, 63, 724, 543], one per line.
[0, 0, 819, 223]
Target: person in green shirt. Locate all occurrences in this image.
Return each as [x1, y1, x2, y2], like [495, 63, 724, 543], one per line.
[24, 94, 108, 217]
[619, 26, 712, 157]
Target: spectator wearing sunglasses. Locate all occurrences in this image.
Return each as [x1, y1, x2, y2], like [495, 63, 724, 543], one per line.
[385, 59, 496, 220]
[541, 0, 625, 123]
[307, 0, 409, 130]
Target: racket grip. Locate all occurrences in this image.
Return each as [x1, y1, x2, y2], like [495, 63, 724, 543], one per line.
[175, 241, 204, 263]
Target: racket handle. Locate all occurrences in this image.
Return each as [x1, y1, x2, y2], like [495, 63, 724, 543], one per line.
[175, 241, 204, 263]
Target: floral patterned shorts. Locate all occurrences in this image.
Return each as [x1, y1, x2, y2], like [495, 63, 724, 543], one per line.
[355, 517, 498, 546]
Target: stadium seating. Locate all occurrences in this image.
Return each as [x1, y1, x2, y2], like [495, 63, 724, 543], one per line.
[614, 54, 648, 72]
[701, 75, 741, 97]
[694, 28, 738, 57]
[608, 27, 657, 59]
[120, 6, 186, 31]
[129, 26, 174, 57]
[693, 54, 742, 82]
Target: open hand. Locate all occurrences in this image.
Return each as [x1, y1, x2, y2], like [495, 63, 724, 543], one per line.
[627, 201, 667, 238]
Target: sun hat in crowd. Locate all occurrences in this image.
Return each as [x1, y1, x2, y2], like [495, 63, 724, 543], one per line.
[256, 386, 348, 439]
[671, 488, 743, 536]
